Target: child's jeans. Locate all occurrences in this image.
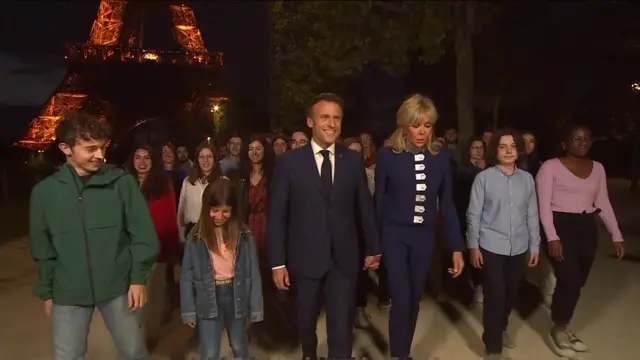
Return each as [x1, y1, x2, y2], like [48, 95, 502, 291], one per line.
[198, 281, 250, 360]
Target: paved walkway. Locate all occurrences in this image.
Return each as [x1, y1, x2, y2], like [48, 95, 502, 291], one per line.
[1, 179, 638, 360]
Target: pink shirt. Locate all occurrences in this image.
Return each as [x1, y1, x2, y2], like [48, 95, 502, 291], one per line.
[535, 158, 623, 243]
[209, 242, 235, 280]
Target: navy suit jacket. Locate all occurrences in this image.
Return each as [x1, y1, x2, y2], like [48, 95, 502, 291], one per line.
[267, 145, 380, 279]
[375, 147, 464, 252]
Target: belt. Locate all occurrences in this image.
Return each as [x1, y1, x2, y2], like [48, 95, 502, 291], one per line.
[215, 278, 233, 285]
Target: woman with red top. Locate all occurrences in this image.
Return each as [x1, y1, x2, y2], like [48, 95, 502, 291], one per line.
[234, 134, 296, 346]
[360, 132, 377, 168]
[129, 145, 181, 341]
[235, 135, 273, 254]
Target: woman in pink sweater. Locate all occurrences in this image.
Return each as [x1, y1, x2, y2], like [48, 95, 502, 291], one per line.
[536, 125, 625, 358]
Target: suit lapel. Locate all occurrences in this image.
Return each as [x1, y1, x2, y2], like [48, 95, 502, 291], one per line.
[303, 145, 324, 197]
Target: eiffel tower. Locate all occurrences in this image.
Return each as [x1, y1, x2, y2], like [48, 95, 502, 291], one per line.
[15, 0, 227, 152]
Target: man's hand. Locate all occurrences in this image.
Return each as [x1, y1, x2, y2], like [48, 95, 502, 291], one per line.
[128, 284, 147, 311]
[448, 251, 464, 278]
[528, 252, 539, 268]
[44, 299, 53, 318]
[364, 255, 382, 270]
[187, 321, 196, 328]
[272, 267, 290, 290]
[470, 249, 483, 269]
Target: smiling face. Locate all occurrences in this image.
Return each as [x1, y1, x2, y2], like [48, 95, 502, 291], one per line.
[161, 145, 174, 165]
[290, 131, 309, 149]
[307, 100, 342, 148]
[198, 148, 215, 174]
[228, 137, 242, 157]
[209, 205, 232, 226]
[59, 138, 106, 175]
[176, 146, 189, 162]
[248, 140, 265, 164]
[133, 148, 151, 175]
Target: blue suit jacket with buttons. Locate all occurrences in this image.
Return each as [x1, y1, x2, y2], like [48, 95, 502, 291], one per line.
[374, 146, 464, 252]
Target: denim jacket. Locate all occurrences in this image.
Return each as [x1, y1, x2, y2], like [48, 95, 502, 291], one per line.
[180, 228, 264, 324]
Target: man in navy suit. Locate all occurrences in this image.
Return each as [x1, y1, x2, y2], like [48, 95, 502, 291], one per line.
[267, 93, 381, 359]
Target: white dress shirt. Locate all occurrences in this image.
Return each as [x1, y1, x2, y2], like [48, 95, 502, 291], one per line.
[310, 139, 335, 182]
[177, 177, 208, 243]
[272, 139, 336, 270]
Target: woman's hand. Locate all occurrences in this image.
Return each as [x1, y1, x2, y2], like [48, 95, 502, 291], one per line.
[613, 242, 625, 259]
[448, 251, 465, 278]
[548, 240, 563, 262]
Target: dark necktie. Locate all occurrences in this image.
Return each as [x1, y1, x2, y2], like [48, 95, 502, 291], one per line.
[320, 149, 332, 199]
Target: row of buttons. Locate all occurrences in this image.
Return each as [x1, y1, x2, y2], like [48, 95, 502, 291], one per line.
[413, 153, 427, 224]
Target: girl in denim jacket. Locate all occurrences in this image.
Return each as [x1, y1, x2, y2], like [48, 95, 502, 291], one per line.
[180, 177, 263, 360]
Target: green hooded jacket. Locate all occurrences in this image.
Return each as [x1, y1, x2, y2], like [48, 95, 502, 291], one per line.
[29, 164, 160, 306]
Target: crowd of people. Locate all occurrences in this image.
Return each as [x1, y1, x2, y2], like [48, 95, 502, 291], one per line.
[27, 92, 625, 360]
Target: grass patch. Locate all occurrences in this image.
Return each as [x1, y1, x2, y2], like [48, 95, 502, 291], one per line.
[0, 199, 28, 244]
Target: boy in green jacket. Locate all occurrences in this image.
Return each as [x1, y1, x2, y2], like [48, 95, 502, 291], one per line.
[29, 113, 160, 359]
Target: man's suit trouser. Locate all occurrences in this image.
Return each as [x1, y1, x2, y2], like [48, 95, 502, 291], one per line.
[294, 268, 356, 359]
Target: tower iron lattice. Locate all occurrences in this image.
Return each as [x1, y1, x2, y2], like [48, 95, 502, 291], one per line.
[16, 0, 227, 151]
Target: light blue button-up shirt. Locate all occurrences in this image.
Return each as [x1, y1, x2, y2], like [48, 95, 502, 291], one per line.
[466, 166, 540, 256]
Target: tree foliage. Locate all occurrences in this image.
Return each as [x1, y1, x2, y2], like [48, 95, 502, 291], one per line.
[270, 1, 501, 127]
[271, 1, 447, 125]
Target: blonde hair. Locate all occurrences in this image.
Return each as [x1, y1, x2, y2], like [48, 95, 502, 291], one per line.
[389, 93, 439, 154]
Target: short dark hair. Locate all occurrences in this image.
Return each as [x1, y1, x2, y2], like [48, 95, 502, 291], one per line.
[55, 113, 110, 147]
[272, 133, 289, 144]
[485, 128, 525, 166]
[557, 123, 591, 156]
[227, 132, 242, 143]
[306, 92, 344, 117]
[290, 128, 310, 138]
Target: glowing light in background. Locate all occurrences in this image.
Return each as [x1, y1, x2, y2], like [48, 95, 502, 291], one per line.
[632, 82, 640, 92]
[213, 105, 220, 112]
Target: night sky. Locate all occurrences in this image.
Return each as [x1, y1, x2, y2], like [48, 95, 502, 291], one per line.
[0, 1, 267, 143]
[0, 1, 638, 146]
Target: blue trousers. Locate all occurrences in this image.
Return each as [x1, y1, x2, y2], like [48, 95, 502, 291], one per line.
[51, 294, 149, 360]
[198, 283, 249, 360]
[382, 223, 435, 358]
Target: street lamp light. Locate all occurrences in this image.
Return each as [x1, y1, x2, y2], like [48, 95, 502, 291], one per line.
[632, 82, 640, 93]
[213, 105, 220, 112]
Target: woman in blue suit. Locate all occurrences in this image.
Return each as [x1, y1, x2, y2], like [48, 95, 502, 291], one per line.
[375, 94, 465, 358]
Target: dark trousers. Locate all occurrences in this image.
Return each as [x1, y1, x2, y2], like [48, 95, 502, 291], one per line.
[547, 211, 598, 326]
[295, 268, 356, 359]
[355, 263, 389, 307]
[383, 224, 435, 357]
[481, 248, 526, 354]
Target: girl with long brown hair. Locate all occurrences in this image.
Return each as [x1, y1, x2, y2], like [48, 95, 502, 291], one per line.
[180, 177, 263, 359]
[177, 141, 222, 242]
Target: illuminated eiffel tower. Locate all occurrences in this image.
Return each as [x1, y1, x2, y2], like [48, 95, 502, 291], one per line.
[16, 0, 227, 151]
